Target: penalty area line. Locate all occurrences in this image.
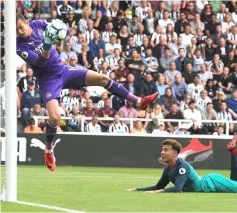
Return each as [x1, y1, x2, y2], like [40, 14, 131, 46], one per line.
[16, 200, 86, 213]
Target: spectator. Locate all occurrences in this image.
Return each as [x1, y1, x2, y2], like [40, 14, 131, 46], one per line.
[213, 90, 226, 112]
[205, 79, 217, 99]
[159, 48, 176, 72]
[212, 24, 225, 47]
[57, 0, 73, 20]
[205, 14, 218, 37]
[24, 117, 43, 134]
[117, 25, 129, 49]
[150, 25, 166, 48]
[65, 10, 77, 29]
[201, 4, 213, 24]
[106, 0, 119, 21]
[175, 48, 192, 73]
[101, 22, 117, 43]
[124, 73, 139, 96]
[224, 50, 237, 73]
[114, 59, 129, 83]
[21, 81, 42, 126]
[98, 61, 111, 76]
[227, 89, 237, 119]
[96, 92, 109, 109]
[173, 123, 191, 135]
[190, 13, 205, 33]
[217, 3, 228, 23]
[142, 47, 159, 73]
[183, 1, 196, 22]
[171, 73, 188, 105]
[122, 35, 137, 59]
[127, 15, 141, 35]
[130, 120, 147, 134]
[140, 73, 157, 97]
[60, 89, 80, 112]
[166, 24, 178, 45]
[186, 37, 199, 59]
[180, 94, 191, 112]
[217, 67, 232, 93]
[155, 74, 169, 99]
[30, 104, 45, 127]
[183, 99, 203, 134]
[213, 125, 225, 136]
[85, 115, 102, 133]
[203, 37, 216, 63]
[143, 8, 157, 35]
[158, 87, 177, 114]
[78, 6, 91, 33]
[227, 26, 237, 50]
[169, 2, 181, 22]
[196, 89, 212, 112]
[154, 1, 166, 20]
[108, 113, 129, 133]
[208, 54, 224, 80]
[217, 101, 234, 134]
[230, 65, 237, 88]
[164, 62, 181, 85]
[119, 101, 138, 125]
[60, 42, 77, 65]
[180, 25, 194, 47]
[83, 19, 95, 44]
[188, 75, 204, 100]
[221, 13, 235, 34]
[93, 10, 106, 32]
[158, 10, 174, 28]
[93, 48, 106, 71]
[69, 55, 80, 68]
[133, 24, 147, 47]
[135, 0, 150, 21]
[82, 98, 98, 118]
[192, 49, 205, 73]
[165, 103, 184, 133]
[215, 37, 230, 61]
[107, 48, 121, 71]
[72, 33, 85, 54]
[152, 123, 169, 135]
[140, 36, 150, 58]
[202, 102, 218, 134]
[105, 35, 121, 57]
[175, 12, 189, 35]
[198, 64, 213, 86]
[68, 105, 84, 132]
[169, 36, 186, 59]
[89, 30, 105, 59]
[153, 35, 168, 60]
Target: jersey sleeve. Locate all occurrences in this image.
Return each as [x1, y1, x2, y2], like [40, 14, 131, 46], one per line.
[136, 168, 170, 191]
[17, 46, 47, 68]
[164, 163, 190, 193]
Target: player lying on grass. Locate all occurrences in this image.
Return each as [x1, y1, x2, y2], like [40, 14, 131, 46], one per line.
[16, 15, 158, 171]
[127, 136, 237, 193]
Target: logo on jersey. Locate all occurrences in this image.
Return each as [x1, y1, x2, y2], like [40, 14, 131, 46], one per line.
[21, 51, 28, 59]
[38, 29, 44, 36]
[46, 92, 52, 99]
[35, 43, 43, 55]
[179, 168, 186, 174]
[27, 41, 34, 46]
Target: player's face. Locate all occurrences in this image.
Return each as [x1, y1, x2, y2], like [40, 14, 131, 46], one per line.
[16, 19, 31, 38]
[161, 145, 177, 163]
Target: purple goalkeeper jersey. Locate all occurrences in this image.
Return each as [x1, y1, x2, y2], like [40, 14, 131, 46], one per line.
[16, 20, 65, 80]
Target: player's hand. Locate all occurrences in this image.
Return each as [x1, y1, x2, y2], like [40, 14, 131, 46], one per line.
[144, 190, 157, 194]
[44, 24, 58, 44]
[125, 188, 136, 192]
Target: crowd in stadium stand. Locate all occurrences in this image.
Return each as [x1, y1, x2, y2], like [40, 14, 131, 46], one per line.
[1, 0, 237, 135]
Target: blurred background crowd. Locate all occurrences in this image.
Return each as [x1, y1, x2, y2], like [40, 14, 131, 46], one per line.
[1, 0, 237, 135]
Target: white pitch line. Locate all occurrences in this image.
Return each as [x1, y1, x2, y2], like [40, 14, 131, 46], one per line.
[33, 175, 157, 179]
[16, 200, 86, 213]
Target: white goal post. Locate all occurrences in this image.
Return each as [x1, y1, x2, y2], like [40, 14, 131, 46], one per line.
[4, 0, 17, 202]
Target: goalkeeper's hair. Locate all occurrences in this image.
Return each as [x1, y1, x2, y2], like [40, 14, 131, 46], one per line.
[16, 14, 27, 23]
[162, 139, 182, 154]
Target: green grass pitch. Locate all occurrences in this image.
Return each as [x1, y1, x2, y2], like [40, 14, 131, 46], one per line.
[1, 166, 236, 212]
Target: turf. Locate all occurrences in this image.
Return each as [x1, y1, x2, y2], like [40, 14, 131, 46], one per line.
[1, 166, 236, 212]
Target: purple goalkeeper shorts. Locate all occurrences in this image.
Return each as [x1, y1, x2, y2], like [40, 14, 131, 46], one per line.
[39, 67, 88, 104]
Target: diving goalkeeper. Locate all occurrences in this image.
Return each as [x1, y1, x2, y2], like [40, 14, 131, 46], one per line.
[127, 136, 237, 193]
[16, 15, 158, 171]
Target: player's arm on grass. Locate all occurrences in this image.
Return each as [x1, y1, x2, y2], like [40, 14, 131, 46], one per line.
[163, 164, 190, 193]
[127, 168, 170, 192]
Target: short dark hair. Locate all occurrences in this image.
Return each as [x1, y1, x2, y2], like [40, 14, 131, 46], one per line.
[162, 139, 182, 154]
[16, 14, 26, 22]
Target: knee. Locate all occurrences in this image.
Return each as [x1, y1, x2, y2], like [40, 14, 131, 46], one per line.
[99, 74, 110, 87]
[48, 111, 61, 124]
[22, 108, 30, 114]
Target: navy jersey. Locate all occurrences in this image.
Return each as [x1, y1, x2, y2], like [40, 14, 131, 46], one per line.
[16, 20, 65, 80]
[137, 158, 202, 192]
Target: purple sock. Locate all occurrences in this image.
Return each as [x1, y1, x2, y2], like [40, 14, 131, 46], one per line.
[46, 120, 57, 150]
[104, 80, 139, 104]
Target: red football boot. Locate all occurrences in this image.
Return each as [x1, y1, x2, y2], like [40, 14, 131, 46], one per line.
[227, 135, 237, 155]
[44, 151, 56, 171]
[140, 92, 158, 110]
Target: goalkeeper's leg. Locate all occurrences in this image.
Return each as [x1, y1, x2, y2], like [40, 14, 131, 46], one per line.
[63, 69, 158, 110]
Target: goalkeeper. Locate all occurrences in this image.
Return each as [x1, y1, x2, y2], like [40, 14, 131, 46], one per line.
[16, 15, 158, 171]
[127, 136, 237, 193]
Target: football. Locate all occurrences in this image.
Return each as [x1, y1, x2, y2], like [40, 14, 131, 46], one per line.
[47, 19, 68, 43]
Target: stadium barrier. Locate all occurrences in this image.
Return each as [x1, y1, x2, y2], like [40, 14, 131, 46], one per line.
[33, 116, 237, 135]
[0, 133, 233, 170]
